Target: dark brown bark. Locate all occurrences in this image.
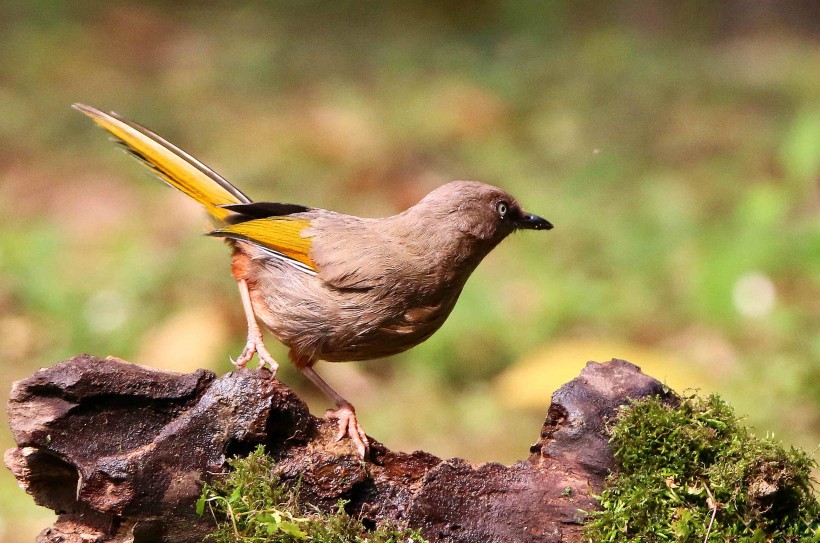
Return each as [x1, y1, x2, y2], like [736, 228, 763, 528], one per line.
[4, 355, 672, 543]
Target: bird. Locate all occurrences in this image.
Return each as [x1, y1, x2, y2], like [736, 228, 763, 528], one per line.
[73, 103, 553, 458]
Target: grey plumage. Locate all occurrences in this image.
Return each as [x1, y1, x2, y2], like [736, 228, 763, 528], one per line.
[74, 104, 553, 458]
[241, 181, 548, 364]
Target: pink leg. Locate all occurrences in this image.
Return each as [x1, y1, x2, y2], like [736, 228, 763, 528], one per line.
[232, 279, 278, 374]
[293, 358, 369, 458]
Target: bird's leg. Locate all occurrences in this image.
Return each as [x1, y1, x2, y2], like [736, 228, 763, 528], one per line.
[292, 356, 369, 458]
[232, 278, 279, 374]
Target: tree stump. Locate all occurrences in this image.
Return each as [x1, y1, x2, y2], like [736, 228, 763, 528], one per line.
[4, 355, 672, 543]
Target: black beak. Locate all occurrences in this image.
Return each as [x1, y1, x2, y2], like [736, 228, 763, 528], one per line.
[516, 212, 553, 231]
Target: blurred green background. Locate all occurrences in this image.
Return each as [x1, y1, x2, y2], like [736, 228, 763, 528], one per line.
[1, 1, 818, 540]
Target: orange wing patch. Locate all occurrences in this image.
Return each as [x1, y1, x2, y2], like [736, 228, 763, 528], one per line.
[210, 217, 316, 272]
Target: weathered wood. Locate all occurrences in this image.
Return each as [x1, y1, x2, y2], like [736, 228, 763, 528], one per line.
[4, 355, 672, 543]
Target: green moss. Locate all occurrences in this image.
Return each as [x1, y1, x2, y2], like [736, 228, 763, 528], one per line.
[197, 446, 427, 543]
[584, 394, 820, 542]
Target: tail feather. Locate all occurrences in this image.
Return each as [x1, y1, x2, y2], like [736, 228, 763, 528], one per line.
[73, 104, 251, 221]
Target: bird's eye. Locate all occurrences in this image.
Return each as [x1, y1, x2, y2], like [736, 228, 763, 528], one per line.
[496, 201, 509, 218]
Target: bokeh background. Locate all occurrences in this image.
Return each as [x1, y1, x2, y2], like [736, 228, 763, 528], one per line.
[1, 1, 818, 540]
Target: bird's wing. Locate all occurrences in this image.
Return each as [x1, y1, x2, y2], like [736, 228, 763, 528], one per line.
[307, 217, 408, 290]
[212, 213, 408, 288]
[209, 217, 317, 274]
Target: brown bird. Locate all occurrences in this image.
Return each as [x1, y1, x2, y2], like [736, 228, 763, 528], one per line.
[74, 103, 553, 457]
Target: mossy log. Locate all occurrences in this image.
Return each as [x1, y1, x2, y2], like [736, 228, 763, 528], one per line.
[4, 356, 672, 543]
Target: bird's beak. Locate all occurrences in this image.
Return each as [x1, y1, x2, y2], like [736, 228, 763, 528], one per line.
[516, 212, 553, 230]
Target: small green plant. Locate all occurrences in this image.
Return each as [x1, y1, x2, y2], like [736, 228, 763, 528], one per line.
[584, 394, 820, 542]
[197, 446, 427, 543]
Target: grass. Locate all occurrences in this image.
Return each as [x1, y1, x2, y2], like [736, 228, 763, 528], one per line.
[584, 394, 820, 542]
[197, 447, 426, 543]
[202, 394, 819, 542]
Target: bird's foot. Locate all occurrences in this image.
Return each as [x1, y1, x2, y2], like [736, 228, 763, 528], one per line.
[231, 329, 279, 374]
[325, 404, 369, 459]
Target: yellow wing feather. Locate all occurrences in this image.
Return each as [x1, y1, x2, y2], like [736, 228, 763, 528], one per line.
[210, 217, 316, 271]
[73, 103, 249, 221]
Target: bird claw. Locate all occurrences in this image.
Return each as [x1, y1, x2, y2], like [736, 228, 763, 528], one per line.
[325, 404, 369, 458]
[231, 346, 253, 368]
[232, 332, 279, 375]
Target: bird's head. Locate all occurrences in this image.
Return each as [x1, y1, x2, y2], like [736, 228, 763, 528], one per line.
[410, 181, 552, 248]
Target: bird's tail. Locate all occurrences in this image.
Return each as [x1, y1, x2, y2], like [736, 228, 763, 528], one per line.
[73, 104, 251, 221]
